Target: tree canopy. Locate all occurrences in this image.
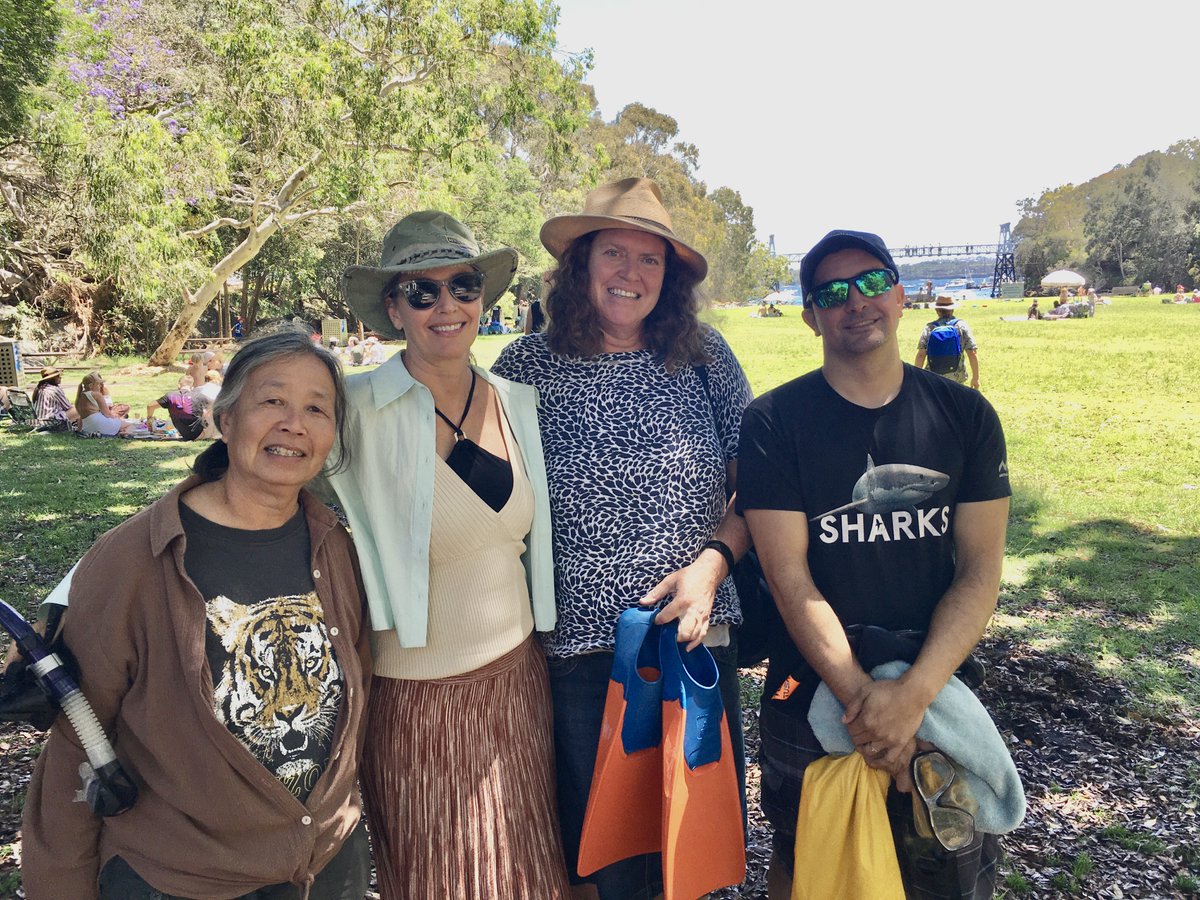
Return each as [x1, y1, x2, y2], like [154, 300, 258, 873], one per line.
[1015, 141, 1200, 290]
[0, 0, 59, 140]
[0, 0, 786, 357]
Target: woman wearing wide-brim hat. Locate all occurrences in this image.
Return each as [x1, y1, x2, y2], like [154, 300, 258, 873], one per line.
[493, 178, 754, 898]
[331, 210, 570, 898]
[31, 366, 80, 432]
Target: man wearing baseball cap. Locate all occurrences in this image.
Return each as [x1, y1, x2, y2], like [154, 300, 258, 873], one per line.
[736, 230, 1013, 897]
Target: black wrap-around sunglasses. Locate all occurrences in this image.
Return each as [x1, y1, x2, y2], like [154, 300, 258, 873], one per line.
[394, 271, 485, 310]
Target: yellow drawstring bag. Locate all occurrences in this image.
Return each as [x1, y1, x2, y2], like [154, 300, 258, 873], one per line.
[791, 752, 905, 900]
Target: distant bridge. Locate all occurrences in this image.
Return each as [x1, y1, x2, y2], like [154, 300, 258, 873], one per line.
[776, 243, 999, 264]
[768, 224, 1018, 298]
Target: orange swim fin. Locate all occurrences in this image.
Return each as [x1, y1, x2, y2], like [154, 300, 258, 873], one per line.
[577, 609, 664, 876]
[659, 624, 746, 900]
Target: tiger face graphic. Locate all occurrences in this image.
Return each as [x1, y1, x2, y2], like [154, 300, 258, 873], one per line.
[206, 593, 343, 798]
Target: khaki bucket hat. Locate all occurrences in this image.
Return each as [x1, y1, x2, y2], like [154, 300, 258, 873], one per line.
[540, 177, 708, 281]
[342, 211, 518, 340]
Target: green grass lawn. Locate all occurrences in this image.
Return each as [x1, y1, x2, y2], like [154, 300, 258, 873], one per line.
[3, 298, 1198, 716]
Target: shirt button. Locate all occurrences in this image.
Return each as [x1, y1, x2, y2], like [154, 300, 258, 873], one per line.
[301, 815, 312, 826]
[312, 569, 321, 579]
[329, 626, 339, 637]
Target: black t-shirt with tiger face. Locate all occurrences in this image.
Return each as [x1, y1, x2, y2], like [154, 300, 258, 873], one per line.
[180, 502, 343, 803]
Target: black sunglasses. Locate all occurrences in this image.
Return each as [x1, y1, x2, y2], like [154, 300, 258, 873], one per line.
[394, 271, 485, 310]
[808, 268, 896, 309]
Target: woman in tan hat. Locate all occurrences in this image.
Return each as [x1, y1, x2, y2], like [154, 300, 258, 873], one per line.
[493, 177, 754, 898]
[31, 367, 80, 432]
[328, 210, 570, 898]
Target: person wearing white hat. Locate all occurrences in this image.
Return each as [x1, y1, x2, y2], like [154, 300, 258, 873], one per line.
[493, 177, 753, 899]
[914, 295, 980, 388]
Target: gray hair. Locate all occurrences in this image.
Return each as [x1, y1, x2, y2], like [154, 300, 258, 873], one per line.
[193, 327, 351, 482]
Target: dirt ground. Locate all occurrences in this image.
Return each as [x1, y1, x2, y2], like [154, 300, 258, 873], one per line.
[2, 634, 1198, 898]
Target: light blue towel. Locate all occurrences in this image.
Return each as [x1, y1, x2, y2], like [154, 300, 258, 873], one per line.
[808, 660, 1026, 834]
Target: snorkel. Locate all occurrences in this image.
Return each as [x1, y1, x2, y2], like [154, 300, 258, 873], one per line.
[0, 598, 137, 816]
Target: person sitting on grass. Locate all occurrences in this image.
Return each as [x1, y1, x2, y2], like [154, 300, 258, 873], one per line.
[196, 369, 222, 405]
[186, 352, 206, 388]
[75, 372, 135, 437]
[144, 375, 214, 441]
[361, 335, 386, 366]
[32, 367, 80, 432]
[1044, 299, 1073, 320]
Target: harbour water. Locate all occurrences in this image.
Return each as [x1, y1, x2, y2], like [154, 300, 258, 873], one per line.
[763, 274, 1000, 306]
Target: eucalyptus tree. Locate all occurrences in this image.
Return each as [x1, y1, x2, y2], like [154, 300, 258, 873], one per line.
[144, 0, 590, 363]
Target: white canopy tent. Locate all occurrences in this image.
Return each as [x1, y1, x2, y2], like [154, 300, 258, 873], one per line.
[1041, 269, 1087, 288]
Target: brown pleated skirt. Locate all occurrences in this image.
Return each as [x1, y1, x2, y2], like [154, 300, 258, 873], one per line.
[362, 635, 571, 899]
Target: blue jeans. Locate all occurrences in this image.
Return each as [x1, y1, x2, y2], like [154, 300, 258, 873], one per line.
[97, 821, 370, 900]
[547, 639, 745, 900]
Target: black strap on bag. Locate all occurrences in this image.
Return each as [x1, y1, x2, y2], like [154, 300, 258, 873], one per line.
[694, 366, 782, 668]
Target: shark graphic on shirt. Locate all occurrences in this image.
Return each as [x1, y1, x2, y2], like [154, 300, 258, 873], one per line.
[811, 454, 950, 521]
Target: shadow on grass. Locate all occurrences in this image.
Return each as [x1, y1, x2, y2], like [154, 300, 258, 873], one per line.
[999, 487, 1200, 715]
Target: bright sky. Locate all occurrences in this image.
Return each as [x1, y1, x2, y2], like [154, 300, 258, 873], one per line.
[553, 0, 1199, 254]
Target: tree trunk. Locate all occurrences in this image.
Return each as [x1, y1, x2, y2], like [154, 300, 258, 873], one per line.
[247, 271, 264, 332]
[148, 158, 322, 365]
[147, 218, 280, 365]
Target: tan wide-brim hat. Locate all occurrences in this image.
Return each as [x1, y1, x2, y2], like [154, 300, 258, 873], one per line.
[38, 366, 64, 383]
[540, 177, 708, 281]
[934, 295, 960, 311]
[342, 211, 518, 340]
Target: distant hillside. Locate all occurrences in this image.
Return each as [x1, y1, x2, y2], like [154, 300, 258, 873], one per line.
[898, 258, 994, 279]
[1014, 139, 1199, 289]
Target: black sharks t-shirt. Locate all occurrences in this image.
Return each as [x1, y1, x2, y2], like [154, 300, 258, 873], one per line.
[737, 364, 1010, 695]
[180, 503, 343, 803]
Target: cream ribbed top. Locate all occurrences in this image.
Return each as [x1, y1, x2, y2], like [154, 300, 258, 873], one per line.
[371, 404, 535, 679]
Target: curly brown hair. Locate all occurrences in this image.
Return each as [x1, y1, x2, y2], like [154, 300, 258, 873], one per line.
[543, 232, 710, 372]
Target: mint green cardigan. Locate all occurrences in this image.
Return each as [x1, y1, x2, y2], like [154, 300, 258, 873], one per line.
[326, 352, 557, 647]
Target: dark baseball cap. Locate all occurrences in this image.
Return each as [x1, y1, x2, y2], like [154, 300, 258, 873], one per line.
[800, 229, 899, 306]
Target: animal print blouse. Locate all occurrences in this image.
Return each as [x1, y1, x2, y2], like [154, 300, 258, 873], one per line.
[492, 328, 752, 657]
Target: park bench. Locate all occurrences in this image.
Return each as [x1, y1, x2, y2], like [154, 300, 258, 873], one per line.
[20, 350, 90, 373]
[1109, 286, 1139, 296]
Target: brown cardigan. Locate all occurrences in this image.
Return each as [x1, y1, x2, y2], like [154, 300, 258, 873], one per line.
[21, 476, 371, 900]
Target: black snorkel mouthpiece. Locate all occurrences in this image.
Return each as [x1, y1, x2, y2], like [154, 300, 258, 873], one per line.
[0, 599, 137, 817]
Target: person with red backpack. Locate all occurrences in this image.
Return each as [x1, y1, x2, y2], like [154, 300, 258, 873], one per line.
[915, 296, 980, 389]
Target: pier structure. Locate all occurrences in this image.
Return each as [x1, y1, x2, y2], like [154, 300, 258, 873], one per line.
[776, 224, 1022, 297]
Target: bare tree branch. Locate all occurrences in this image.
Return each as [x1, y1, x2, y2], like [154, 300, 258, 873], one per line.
[184, 217, 247, 237]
